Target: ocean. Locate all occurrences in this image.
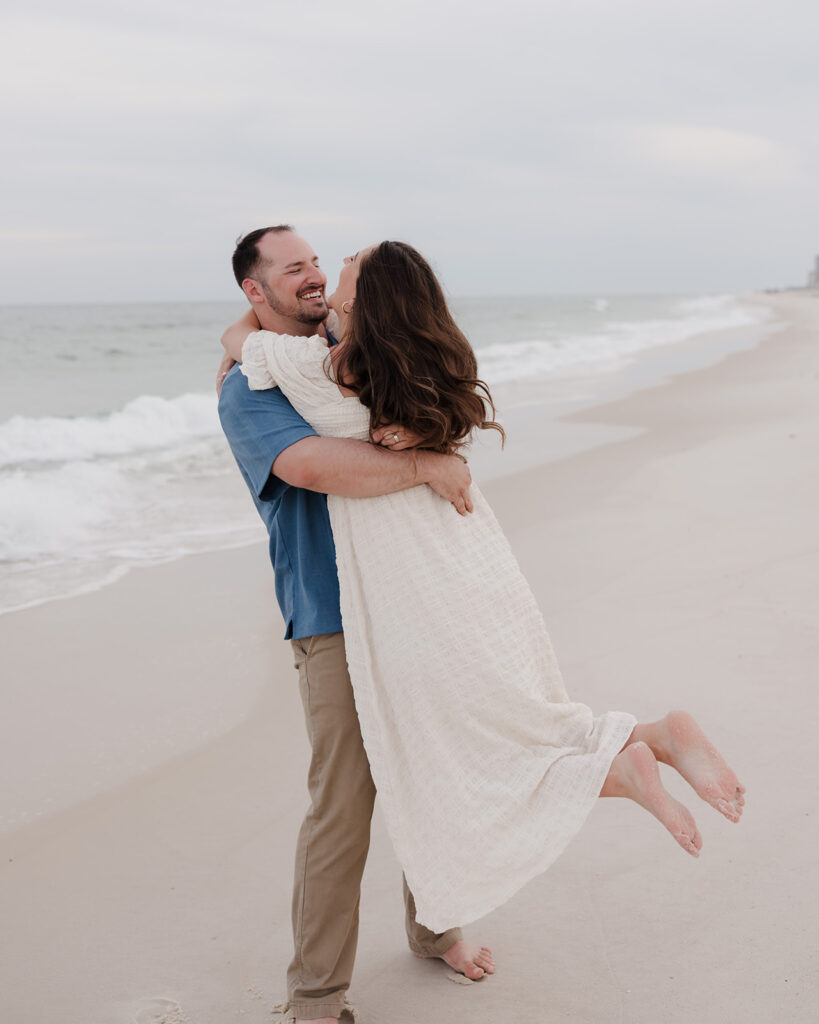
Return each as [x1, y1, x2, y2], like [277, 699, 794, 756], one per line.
[0, 293, 768, 616]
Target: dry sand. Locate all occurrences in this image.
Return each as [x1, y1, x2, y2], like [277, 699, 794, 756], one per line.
[1, 292, 817, 1023]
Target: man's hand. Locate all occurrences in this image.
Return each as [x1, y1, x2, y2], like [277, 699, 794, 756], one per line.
[216, 351, 236, 396]
[417, 451, 474, 516]
[371, 424, 424, 451]
[370, 426, 474, 514]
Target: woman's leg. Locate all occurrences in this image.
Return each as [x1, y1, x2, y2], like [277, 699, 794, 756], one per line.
[600, 741, 703, 856]
[621, 711, 745, 822]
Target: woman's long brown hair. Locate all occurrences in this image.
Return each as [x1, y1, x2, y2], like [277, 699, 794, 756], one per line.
[333, 241, 505, 455]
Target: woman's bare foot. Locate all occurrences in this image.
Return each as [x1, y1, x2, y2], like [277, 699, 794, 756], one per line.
[635, 711, 746, 823]
[601, 741, 703, 856]
[414, 938, 495, 980]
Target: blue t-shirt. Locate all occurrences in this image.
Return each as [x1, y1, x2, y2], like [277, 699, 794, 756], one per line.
[218, 363, 343, 640]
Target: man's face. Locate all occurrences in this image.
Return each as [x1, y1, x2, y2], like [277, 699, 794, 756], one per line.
[253, 231, 329, 325]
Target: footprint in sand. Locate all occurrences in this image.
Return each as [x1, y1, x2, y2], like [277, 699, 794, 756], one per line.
[132, 997, 190, 1024]
[446, 970, 476, 986]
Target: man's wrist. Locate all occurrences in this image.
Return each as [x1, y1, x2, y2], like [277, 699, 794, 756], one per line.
[412, 449, 443, 485]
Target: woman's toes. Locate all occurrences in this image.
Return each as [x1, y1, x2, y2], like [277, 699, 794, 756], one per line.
[716, 798, 741, 822]
[678, 832, 701, 857]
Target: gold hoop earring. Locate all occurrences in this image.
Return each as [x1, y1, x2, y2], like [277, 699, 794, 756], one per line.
[341, 300, 354, 314]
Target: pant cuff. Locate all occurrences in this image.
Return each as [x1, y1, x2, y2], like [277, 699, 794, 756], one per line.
[284, 998, 352, 1020]
[408, 927, 463, 957]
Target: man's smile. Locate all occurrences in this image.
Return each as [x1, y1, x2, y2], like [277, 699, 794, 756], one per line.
[299, 288, 325, 301]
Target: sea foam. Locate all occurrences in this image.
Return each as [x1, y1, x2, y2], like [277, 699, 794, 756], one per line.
[0, 389, 262, 612]
[476, 294, 766, 385]
[0, 393, 219, 469]
[0, 460, 129, 562]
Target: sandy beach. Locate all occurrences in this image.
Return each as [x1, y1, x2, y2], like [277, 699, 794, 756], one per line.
[2, 291, 817, 1023]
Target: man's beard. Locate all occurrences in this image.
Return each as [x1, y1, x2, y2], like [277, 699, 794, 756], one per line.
[261, 281, 328, 324]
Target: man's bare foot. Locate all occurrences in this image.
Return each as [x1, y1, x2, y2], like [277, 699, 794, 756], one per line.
[602, 741, 703, 856]
[414, 938, 495, 980]
[640, 711, 746, 823]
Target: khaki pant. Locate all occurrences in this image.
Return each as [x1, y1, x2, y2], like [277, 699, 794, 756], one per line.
[288, 632, 462, 1020]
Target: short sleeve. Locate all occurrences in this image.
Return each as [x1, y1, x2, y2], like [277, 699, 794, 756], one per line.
[240, 331, 330, 395]
[218, 364, 317, 500]
[240, 333, 277, 390]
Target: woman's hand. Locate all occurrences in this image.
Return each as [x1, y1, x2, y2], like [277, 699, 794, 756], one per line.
[216, 351, 235, 396]
[371, 424, 424, 450]
[221, 308, 262, 362]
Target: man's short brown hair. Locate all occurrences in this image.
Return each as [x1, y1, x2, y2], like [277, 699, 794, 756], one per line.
[232, 224, 294, 287]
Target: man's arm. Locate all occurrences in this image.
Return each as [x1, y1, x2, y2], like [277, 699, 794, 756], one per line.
[274, 437, 474, 515]
[219, 367, 473, 514]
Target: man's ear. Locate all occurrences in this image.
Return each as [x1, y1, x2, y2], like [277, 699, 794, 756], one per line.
[241, 278, 265, 305]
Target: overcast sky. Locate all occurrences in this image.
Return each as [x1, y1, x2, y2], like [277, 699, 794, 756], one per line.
[2, 0, 818, 302]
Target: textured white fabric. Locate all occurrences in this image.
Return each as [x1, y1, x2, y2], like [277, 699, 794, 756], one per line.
[242, 331, 637, 932]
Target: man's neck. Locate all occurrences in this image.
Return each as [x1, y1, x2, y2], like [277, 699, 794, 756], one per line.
[256, 308, 318, 338]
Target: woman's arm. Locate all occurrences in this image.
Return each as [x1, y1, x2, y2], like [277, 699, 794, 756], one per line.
[221, 308, 262, 362]
[215, 350, 236, 396]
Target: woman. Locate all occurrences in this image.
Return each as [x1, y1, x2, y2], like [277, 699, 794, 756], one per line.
[221, 241, 744, 933]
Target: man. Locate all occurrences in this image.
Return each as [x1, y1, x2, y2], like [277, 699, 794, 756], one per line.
[217, 225, 495, 1024]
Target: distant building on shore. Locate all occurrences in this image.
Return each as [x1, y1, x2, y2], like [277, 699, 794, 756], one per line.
[808, 255, 819, 289]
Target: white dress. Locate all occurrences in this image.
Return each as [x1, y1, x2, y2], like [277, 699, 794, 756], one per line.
[241, 331, 637, 932]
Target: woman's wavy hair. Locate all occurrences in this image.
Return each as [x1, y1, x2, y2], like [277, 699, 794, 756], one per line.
[333, 241, 505, 455]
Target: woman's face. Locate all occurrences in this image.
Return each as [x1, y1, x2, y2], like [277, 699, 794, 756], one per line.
[328, 246, 374, 312]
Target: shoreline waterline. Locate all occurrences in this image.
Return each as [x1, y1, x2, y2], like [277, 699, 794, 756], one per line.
[0, 292, 778, 616]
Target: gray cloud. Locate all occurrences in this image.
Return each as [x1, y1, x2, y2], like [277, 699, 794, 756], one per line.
[2, 0, 818, 301]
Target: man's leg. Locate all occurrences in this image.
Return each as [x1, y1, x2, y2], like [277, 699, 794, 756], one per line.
[402, 876, 462, 957]
[403, 877, 496, 979]
[288, 632, 376, 1021]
